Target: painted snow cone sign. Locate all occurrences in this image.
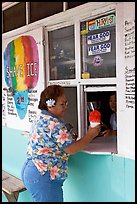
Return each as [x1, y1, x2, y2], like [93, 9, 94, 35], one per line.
[4, 36, 39, 119]
[89, 110, 101, 127]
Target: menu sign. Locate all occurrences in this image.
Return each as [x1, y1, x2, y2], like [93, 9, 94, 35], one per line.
[124, 18, 135, 109]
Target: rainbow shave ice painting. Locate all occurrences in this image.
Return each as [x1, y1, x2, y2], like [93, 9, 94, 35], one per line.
[4, 36, 39, 119]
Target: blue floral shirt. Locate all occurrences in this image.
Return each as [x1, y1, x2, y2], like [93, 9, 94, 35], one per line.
[27, 110, 75, 180]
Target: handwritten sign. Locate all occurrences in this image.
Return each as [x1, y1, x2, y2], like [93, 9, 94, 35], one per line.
[28, 89, 39, 122]
[7, 90, 17, 117]
[125, 66, 135, 109]
[124, 19, 135, 59]
[2, 91, 7, 125]
[124, 17, 135, 109]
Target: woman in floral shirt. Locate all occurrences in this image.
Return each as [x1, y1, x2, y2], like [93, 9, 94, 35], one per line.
[21, 85, 100, 202]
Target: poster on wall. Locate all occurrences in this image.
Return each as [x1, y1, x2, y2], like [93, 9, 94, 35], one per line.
[2, 27, 45, 131]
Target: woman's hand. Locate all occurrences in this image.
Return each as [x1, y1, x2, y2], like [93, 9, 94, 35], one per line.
[72, 133, 78, 141]
[63, 124, 101, 155]
[87, 124, 101, 139]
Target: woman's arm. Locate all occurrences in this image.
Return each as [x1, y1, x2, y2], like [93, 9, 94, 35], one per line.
[63, 125, 100, 155]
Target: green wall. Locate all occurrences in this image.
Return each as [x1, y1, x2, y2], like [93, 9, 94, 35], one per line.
[2, 127, 135, 202]
[63, 152, 135, 202]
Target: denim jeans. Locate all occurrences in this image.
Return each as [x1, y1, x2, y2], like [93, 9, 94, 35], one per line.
[21, 159, 65, 202]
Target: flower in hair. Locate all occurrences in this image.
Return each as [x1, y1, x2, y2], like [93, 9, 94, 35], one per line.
[46, 99, 55, 107]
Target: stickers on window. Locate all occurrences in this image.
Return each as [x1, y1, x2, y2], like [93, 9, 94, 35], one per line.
[87, 31, 110, 45]
[80, 14, 115, 34]
[88, 42, 111, 56]
[80, 22, 88, 35]
[92, 55, 103, 66]
[88, 14, 115, 31]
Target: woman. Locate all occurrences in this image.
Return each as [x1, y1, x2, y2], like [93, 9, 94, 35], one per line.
[101, 92, 117, 137]
[21, 85, 100, 202]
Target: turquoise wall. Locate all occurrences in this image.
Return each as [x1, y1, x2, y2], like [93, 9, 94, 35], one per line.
[2, 127, 135, 202]
[63, 152, 135, 202]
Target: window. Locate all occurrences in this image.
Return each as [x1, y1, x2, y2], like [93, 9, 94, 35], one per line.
[2, 2, 89, 33]
[80, 13, 116, 79]
[83, 86, 117, 154]
[3, 2, 26, 33]
[30, 2, 63, 23]
[63, 87, 78, 134]
[48, 25, 75, 80]
[46, 10, 117, 154]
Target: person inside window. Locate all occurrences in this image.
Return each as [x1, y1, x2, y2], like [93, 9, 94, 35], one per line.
[101, 92, 117, 137]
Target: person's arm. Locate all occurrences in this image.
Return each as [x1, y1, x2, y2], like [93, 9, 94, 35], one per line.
[63, 125, 100, 155]
[101, 129, 117, 137]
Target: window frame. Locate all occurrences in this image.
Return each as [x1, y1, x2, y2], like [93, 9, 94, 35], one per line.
[45, 6, 118, 155]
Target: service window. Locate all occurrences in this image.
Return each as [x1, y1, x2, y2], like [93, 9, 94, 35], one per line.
[82, 86, 117, 154]
[80, 12, 116, 79]
[48, 25, 75, 80]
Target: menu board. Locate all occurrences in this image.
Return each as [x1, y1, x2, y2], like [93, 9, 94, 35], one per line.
[124, 18, 135, 109]
[80, 13, 116, 78]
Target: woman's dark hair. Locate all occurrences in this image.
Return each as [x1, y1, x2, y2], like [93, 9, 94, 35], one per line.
[109, 91, 116, 98]
[38, 85, 65, 110]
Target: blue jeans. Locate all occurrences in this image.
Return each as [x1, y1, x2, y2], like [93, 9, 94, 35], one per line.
[21, 159, 65, 202]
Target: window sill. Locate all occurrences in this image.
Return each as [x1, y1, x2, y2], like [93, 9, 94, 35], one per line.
[82, 135, 117, 155]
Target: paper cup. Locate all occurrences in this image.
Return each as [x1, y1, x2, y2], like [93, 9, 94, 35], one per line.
[90, 122, 100, 127]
